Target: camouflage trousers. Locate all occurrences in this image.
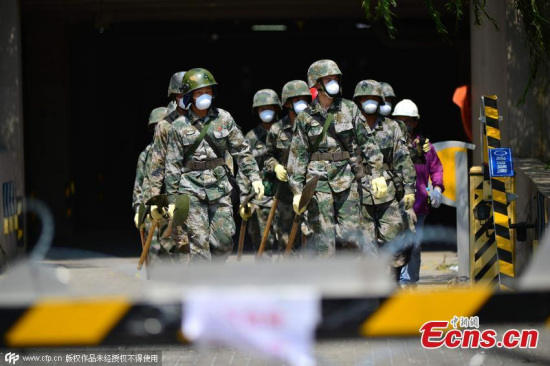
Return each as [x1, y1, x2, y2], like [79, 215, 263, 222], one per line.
[144, 218, 189, 265]
[361, 199, 406, 244]
[273, 199, 302, 255]
[247, 202, 276, 256]
[302, 181, 362, 258]
[183, 194, 235, 261]
[362, 199, 416, 271]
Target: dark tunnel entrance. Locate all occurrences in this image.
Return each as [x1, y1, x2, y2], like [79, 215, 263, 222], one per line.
[21, 4, 470, 256]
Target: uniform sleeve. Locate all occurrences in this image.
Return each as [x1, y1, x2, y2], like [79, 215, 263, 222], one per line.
[287, 113, 309, 195]
[340, 105, 361, 179]
[392, 123, 416, 195]
[355, 117, 383, 180]
[264, 125, 280, 173]
[132, 150, 147, 210]
[227, 118, 261, 183]
[164, 124, 185, 195]
[236, 133, 253, 203]
[427, 144, 444, 192]
[148, 121, 170, 197]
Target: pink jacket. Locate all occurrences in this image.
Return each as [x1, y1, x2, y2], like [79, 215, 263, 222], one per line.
[412, 137, 444, 215]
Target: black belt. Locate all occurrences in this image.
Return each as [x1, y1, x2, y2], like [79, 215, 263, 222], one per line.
[311, 151, 350, 162]
[185, 158, 225, 170]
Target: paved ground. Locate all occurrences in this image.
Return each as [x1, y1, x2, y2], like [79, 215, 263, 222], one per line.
[4, 251, 550, 365]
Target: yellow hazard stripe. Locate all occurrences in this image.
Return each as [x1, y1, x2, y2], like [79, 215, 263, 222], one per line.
[485, 106, 499, 121]
[486, 126, 501, 143]
[360, 289, 492, 336]
[6, 297, 131, 347]
[499, 260, 514, 277]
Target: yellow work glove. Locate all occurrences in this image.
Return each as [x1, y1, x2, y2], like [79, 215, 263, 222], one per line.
[167, 203, 176, 218]
[404, 194, 415, 210]
[239, 203, 253, 221]
[371, 177, 388, 199]
[274, 164, 288, 182]
[422, 138, 430, 153]
[150, 205, 163, 222]
[252, 180, 265, 200]
[134, 212, 139, 229]
[292, 194, 307, 215]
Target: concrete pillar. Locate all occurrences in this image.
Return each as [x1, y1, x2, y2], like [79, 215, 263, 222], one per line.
[0, 0, 26, 263]
[470, 2, 508, 166]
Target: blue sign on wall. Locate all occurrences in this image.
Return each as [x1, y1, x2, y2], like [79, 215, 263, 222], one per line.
[488, 148, 514, 177]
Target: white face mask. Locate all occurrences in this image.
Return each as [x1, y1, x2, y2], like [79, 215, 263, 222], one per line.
[259, 109, 275, 123]
[293, 100, 308, 114]
[324, 80, 340, 96]
[178, 98, 187, 110]
[195, 94, 212, 110]
[362, 100, 379, 114]
[379, 103, 392, 116]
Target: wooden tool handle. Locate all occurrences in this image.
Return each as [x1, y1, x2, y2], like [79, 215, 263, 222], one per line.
[284, 214, 301, 257]
[138, 221, 157, 270]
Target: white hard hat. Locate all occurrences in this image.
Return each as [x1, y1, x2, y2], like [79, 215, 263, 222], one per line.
[393, 99, 420, 119]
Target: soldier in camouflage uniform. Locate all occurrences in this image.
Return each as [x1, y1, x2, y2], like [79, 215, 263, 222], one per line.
[165, 71, 187, 120]
[145, 73, 191, 264]
[237, 89, 281, 255]
[379, 82, 418, 249]
[287, 60, 386, 258]
[165, 68, 263, 261]
[264, 80, 312, 254]
[379, 82, 397, 118]
[132, 107, 168, 262]
[353, 80, 416, 260]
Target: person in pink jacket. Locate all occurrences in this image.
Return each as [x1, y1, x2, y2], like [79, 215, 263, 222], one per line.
[392, 99, 444, 286]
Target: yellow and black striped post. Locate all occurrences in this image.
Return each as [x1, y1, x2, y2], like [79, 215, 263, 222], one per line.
[481, 95, 516, 290]
[469, 166, 498, 286]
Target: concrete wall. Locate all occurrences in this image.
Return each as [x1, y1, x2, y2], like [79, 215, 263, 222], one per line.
[0, 0, 26, 265]
[471, 1, 550, 277]
[471, 1, 550, 163]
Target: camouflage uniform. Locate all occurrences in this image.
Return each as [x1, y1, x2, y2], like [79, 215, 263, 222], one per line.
[236, 89, 281, 254]
[165, 104, 260, 261]
[146, 121, 187, 262]
[133, 145, 152, 211]
[237, 125, 276, 253]
[380, 82, 417, 237]
[354, 80, 416, 262]
[361, 116, 415, 240]
[263, 80, 312, 254]
[264, 115, 298, 253]
[288, 87, 383, 258]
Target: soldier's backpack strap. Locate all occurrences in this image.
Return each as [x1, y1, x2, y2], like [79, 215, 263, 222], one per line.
[164, 110, 180, 123]
[184, 121, 211, 162]
[309, 113, 334, 154]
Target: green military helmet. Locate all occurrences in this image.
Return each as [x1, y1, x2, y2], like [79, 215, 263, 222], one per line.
[307, 59, 342, 88]
[281, 80, 311, 106]
[181, 68, 217, 96]
[148, 107, 167, 126]
[353, 79, 385, 101]
[379, 82, 396, 98]
[167, 71, 186, 97]
[252, 89, 281, 110]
